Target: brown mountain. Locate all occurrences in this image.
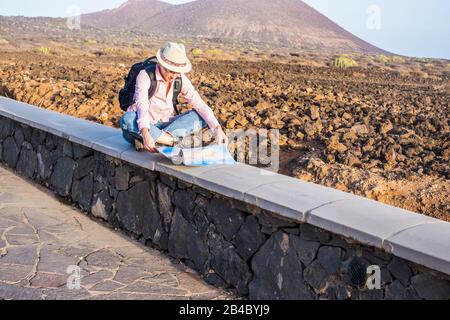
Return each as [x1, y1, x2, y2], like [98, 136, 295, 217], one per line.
[3, 0, 385, 54]
[135, 0, 385, 53]
[81, 0, 173, 30]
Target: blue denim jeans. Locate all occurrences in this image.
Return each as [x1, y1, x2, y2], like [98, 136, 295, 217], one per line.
[120, 110, 208, 144]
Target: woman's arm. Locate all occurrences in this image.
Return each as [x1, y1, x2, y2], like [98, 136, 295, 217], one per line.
[180, 74, 221, 130]
[134, 70, 156, 133]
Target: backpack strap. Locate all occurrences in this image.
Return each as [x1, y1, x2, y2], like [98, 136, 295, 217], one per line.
[144, 63, 158, 101]
[172, 77, 183, 116]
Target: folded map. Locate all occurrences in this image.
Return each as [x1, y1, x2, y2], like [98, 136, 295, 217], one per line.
[157, 144, 237, 167]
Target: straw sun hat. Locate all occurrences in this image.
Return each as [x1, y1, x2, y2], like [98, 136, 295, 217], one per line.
[156, 42, 192, 74]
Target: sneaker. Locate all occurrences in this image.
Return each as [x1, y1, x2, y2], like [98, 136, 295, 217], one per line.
[134, 138, 145, 152]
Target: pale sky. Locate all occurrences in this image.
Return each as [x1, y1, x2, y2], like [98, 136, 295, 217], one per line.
[0, 0, 449, 59]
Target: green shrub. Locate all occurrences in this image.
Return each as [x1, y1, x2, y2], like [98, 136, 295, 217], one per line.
[378, 55, 390, 63]
[103, 47, 116, 54]
[38, 46, 50, 55]
[205, 48, 223, 55]
[191, 48, 203, 56]
[333, 55, 358, 69]
[392, 56, 405, 63]
[85, 39, 97, 45]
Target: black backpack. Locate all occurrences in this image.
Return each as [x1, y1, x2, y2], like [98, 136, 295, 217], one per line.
[118, 56, 182, 114]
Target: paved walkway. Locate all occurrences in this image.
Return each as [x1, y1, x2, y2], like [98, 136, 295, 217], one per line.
[0, 164, 233, 300]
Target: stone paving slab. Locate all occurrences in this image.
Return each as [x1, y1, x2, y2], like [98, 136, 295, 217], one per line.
[0, 164, 234, 300]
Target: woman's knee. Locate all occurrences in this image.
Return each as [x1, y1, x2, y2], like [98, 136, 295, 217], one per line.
[187, 110, 207, 128]
[121, 112, 137, 124]
[120, 112, 138, 131]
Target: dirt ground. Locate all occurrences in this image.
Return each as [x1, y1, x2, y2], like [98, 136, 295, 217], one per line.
[0, 49, 448, 221]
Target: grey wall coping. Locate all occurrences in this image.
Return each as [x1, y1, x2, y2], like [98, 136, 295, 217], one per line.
[1, 96, 449, 275]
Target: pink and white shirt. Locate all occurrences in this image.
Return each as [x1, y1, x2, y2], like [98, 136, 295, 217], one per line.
[127, 64, 220, 133]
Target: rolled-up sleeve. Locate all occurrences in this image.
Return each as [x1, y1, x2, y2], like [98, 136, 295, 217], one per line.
[134, 70, 154, 132]
[181, 74, 220, 130]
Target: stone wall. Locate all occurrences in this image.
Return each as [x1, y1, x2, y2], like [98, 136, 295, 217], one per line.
[1, 115, 450, 300]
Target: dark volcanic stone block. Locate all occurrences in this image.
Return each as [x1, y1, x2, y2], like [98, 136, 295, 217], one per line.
[30, 128, 47, 149]
[207, 197, 245, 241]
[157, 183, 174, 231]
[50, 156, 76, 196]
[209, 231, 252, 295]
[300, 224, 331, 242]
[73, 143, 93, 159]
[317, 246, 342, 275]
[21, 125, 32, 142]
[173, 189, 197, 222]
[233, 216, 266, 261]
[249, 231, 314, 300]
[168, 211, 209, 273]
[303, 260, 330, 292]
[44, 134, 57, 151]
[116, 181, 153, 236]
[387, 257, 412, 287]
[0, 118, 12, 140]
[3, 137, 20, 168]
[160, 174, 177, 189]
[36, 148, 54, 181]
[13, 127, 24, 148]
[72, 173, 94, 210]
[290, 236, 320, 266]
[16, 148, 37, 179]
[256, 210, 297, 230]
[384, 280, 419, 300]
[115, 166, 130, 191]
[74, 156, 95, 180]
[411, 274, 450, 300]
[63, 141, 73, 158]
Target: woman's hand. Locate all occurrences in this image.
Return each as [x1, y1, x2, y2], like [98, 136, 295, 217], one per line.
[141, 128, 158, 153]
[213, 126, 229, 145]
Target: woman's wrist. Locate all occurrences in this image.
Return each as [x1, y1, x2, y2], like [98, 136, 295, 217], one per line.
[140, 127, 150, 135]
